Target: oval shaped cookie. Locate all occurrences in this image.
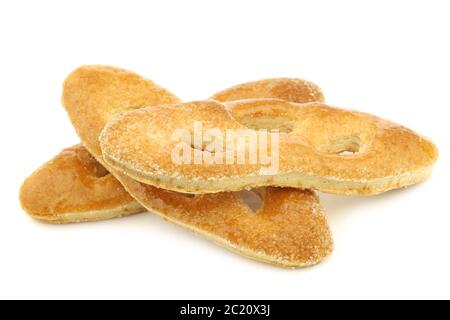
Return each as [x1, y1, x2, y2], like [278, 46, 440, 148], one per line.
[100, 99, 438, 195]
[61, 65, 333, 267]
[211, 77, 324, 103]
[20, 144, 144, 223]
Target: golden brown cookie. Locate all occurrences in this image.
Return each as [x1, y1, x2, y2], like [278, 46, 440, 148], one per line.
[20, 144, 144, 223]
[62, 65, 333, 267]
[100, 99, 438, 195]
[211, 77, 324, 103]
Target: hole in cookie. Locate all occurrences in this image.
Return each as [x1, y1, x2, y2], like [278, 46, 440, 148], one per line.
[237, 116, 295, 133]
[180, 193, 196, 198]
[319, 135, 361, 156]
[238, 189, 265, 213]
[92, 164, 110, 178]
[337, 150, 357, 156]
[229, 107, 296, 133]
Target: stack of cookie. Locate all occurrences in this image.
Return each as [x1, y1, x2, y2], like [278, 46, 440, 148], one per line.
[20, 66, 438, 268]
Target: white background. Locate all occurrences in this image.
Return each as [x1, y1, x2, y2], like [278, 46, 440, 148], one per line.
[1, 0, 449, 300]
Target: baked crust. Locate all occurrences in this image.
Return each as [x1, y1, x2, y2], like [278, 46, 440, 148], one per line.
[19, 144, 144, 223]
[61, 65, 182, 157]
[100, 99, 438, 195]
[211, 77, 324, 103]
[61, 65, 333, 267]
[120, 178, 334, 268]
